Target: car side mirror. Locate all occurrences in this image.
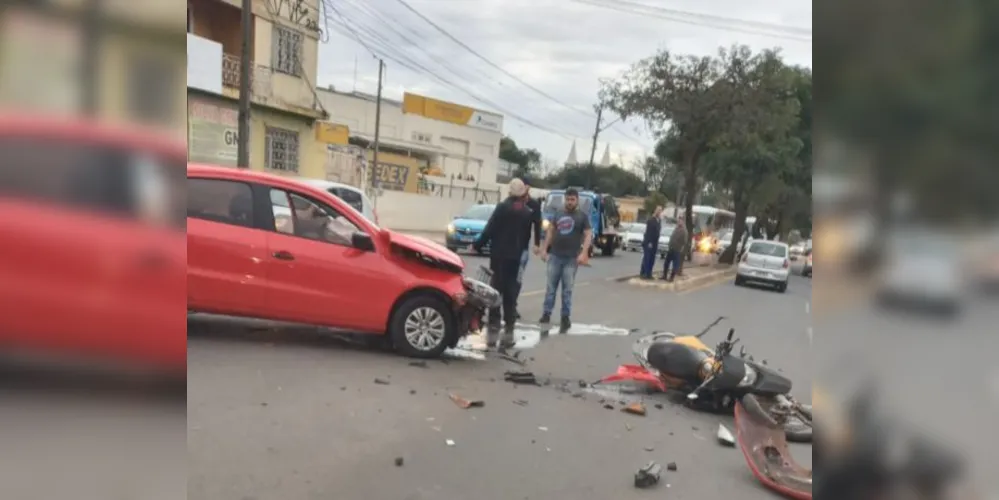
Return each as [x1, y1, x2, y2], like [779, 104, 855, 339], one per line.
[351, 231, 375, 251]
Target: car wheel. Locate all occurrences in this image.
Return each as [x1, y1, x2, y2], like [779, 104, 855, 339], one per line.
[777, 282, 788, 293]
[389, 296, 455, 358]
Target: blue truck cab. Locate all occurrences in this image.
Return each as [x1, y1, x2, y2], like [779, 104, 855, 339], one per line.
[542, 188, 621, 257]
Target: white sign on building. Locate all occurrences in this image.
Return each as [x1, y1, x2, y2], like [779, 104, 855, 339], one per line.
[187, 33, 223, 95]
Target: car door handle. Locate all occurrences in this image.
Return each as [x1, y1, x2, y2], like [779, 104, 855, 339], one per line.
[272, 250, 295, 261]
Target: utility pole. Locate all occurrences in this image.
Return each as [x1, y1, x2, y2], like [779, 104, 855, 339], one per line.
[236, 0, 253, 168]
[371, 58, 385, 210]
[80, 0, 102, 116]
[586, 105, 602, 190]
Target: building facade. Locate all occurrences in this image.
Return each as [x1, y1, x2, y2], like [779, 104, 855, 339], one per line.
[187, 0, 328, 176]
[315, 88, 504, 193]
[1, 1, 186, 137]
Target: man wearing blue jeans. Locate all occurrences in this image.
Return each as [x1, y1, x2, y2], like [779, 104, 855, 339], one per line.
[538, 188, 592, 334]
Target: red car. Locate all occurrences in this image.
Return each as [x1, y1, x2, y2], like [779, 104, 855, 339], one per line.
[186, 164, 498, 358]
[0, 115, 187, 372]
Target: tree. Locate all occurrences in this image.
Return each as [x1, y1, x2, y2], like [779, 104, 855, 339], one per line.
[701, 46, 803, 263]
[498, 136, 542, 178]
[544, 164, 647, 197]
[600, 52, 730, 249]
[643, 191, 668, 217]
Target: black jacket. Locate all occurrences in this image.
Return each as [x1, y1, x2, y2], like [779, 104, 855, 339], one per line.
[642, 217, 662, 247]
[520, 197, 543, 251]
[476, 196, 534, 260]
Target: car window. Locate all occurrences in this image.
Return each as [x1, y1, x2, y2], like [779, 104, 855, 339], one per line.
[270, 188, 361, 247]
[331, 187, 364, 214]
[748, 242, 788, 257]
[187, 178, 254, 227]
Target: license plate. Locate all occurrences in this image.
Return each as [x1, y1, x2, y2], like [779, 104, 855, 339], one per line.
[459, 235, 474, 242]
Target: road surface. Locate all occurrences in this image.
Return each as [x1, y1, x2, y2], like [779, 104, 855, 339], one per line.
[188, 250, 814, 500]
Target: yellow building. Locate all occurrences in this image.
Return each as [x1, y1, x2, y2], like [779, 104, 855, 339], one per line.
[187, 0, 326, 175]
[0, 2, 186, 138]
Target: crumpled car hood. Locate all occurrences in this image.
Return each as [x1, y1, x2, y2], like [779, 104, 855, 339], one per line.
[387, 231, 464, 272]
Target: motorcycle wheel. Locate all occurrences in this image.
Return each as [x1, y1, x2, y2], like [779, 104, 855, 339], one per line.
[746, 395, 813, 443]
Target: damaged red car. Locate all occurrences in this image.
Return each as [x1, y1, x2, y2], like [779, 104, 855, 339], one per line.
[187, 164, 498, 358]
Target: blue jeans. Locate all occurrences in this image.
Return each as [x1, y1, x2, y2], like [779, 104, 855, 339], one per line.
[543, 254, 579, 318]
[640, 244, 657, 277]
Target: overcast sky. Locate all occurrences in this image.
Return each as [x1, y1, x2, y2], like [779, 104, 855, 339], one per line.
[315, 0, 812, 171]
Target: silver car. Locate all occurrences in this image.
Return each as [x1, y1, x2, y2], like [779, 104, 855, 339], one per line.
[735, 241, 791, 293]
[623, 223, 646, 252]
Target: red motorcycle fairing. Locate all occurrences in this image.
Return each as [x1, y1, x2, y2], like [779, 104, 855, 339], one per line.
[734, 396, 812, 500]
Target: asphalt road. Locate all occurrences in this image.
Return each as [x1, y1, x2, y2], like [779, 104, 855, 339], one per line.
[188, 251, 814, 500]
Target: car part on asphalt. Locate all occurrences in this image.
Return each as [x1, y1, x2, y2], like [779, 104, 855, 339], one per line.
[449, 393, 484, 409]
[717, 424, 736, 446]
[622, 402, 647, 416]
[598, 320, 813, 442]
[504, 370, 538, 385]
[634, 461, 662, 488]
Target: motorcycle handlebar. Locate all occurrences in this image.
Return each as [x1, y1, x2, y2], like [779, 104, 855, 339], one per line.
[726, 328, 735, 342]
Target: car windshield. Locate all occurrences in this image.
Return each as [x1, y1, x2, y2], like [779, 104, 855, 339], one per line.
[544, 193, 594, 216]
[460, 204, 495, 220]
[630, 224, 646, 234]
[748, 242, 788, 257]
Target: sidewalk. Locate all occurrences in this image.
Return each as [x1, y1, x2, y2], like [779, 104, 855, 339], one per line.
[624, 262, 737, 293]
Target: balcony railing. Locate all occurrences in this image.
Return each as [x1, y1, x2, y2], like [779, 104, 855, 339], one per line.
[222, 53, 245, 89]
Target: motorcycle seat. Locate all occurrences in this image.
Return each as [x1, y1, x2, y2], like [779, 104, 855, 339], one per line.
[647, 342, 709, 380]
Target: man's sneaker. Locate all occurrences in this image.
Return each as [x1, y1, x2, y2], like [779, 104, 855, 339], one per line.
[538, 313, 551, 325]
[559, 316, 571, 334]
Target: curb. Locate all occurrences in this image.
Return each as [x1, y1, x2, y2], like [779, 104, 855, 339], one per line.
[624, 266, 737, 292]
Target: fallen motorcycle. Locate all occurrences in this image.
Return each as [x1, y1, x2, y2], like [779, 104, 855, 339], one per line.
[598, 317, 813, 442]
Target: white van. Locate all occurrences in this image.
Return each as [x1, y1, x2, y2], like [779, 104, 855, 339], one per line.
[296, 178, 378, 225]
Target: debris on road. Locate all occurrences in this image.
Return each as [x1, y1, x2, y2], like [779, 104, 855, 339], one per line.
[654, 403, 664, 410]
[603, 404, 615, 410]
[513, 399, 529, 406]
[410, 389, 417, 395]
[666, 461, 677, 471]
[449, 393, 484, 409]
[504, 370, 538, 385]
[408, 361, 429, 368]
[445, 439, 455, 446]
[634, 461, 662, 488]
[622, 402, 647, 416]
[717, 424, 736, 446]
[394, 457, 404, 467]
[374, 378, 390, 385]
[537, 426, 548, 432]
[644, 446, 655, 452]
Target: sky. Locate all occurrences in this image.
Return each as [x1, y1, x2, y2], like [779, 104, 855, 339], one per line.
[315, 0, 812, 173]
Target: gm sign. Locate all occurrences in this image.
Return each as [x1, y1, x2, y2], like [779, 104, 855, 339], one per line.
[224, 129, 239, 146]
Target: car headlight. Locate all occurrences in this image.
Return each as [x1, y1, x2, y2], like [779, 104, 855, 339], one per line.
[542, 219, 550, 230]
[447, 223, 456, 234]
[738, 365, 759, 387]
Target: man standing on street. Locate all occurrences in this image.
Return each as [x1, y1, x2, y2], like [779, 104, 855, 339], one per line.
[639, 206, 663, 279]
[662, 219, 687, 282]
[475, 179, 534, 349]
[514, 180, 543, 314]
[539, 188, 592, 334]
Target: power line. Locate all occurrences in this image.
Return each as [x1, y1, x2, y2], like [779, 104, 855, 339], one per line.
[571, 0, 812, 42]
[325, 15, 580, 140]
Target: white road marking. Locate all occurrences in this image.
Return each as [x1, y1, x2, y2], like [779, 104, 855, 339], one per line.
[805, 301, 810, 314]
[806, 327, 813, 344]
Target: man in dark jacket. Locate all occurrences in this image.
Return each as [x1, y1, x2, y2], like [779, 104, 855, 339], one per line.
[514, 181, 543, 309]
[475, 179, 534, 348]
[639, 206, 663, 279]
[662, 219, 687, 281]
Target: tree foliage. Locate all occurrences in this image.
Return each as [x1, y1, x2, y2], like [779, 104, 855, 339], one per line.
[543, 164, 647, 198]
[499, 136, 542, 179]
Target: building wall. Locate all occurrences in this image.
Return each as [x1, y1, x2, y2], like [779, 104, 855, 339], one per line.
[376, 190, 481, 233]
[316, 89, 502, 186]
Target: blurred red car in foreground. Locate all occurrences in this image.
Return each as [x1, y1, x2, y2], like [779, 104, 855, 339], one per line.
[187, 164, 497, 358]
[0, 115, 186, 372]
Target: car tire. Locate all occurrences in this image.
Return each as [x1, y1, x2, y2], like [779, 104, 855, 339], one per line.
[777, 282, 788, 293]
[389, 295, 455, 359]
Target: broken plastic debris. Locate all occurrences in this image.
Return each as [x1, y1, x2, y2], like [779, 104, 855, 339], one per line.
[449, 393, 484, 409]
[717, 424, 736, 446]
[373, 378, 390, 385]
[445, 439, 455, 446]
[504, 370, 538, 385]
[538, 426, 548, 432]
[394, 457, 404, 466]
[666, 461, 677, 471]
[622, 402, 647, 416]
[634, 461, 662, 488]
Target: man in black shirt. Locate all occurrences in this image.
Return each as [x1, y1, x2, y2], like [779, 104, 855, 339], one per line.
[475, 179, 534, 349]
[514, 180, 543, 311]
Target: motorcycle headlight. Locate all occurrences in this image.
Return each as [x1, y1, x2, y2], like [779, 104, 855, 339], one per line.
[738, 365, 759, 387]
[447, 223, 456, 234]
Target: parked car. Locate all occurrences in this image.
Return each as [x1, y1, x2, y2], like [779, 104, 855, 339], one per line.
[296, 178, 378, 225]
[877, 229, 963, 316]
[735, 241, 792, 293]
[622, 223, 646, 252]
[445, 204, 496, 254]
[0, 115, 187, 372]
[187, 164, 499, 358]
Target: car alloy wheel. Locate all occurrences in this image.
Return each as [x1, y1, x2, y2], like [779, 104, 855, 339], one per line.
[403, 306, 447, 351]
